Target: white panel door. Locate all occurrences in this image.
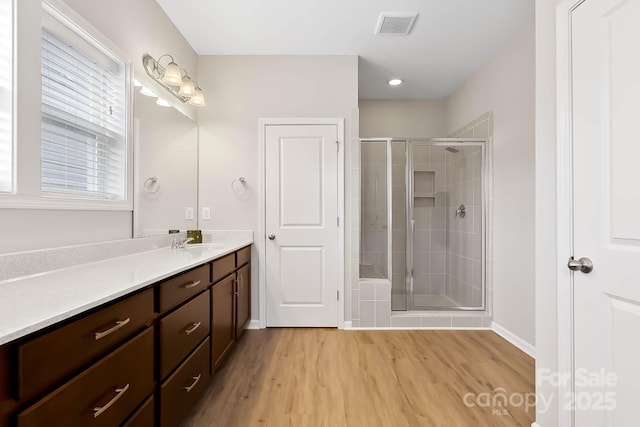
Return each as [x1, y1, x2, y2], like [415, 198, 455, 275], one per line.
[571, 0, 640, 425]
[265, 124, 338, 326]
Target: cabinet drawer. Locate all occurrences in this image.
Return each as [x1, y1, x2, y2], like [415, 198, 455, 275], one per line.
[122, 395, 154, 427]
[212, 253, 235, 284]
[159, 291, 210, 379]
[160, 338, 210, 427]
[236, 245, 251, 267]
[158, 264, 210, 312]
[18, 288, 154, 401]
[17, 327, 154, 427]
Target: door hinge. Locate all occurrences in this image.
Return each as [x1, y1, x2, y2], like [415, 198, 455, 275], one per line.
[337, 290, 340, 300]
[337, 217, 340, 226]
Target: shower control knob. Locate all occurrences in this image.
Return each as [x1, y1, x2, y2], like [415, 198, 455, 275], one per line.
[268, 234, 276, 240]
[567, 257, 593, 274]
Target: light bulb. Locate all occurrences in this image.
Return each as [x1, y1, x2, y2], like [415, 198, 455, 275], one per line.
[188, 88, 206, 107]
[179, 76, 196, 97]
[162, 61, 182, 86]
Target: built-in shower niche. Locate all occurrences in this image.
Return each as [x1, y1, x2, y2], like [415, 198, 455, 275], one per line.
[413, 170, 435, 208]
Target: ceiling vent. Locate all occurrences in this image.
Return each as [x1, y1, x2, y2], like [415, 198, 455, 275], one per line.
[375, 12, 418, 36]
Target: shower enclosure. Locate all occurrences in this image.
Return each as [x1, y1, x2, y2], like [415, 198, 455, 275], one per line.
[360, 139, 486, 311]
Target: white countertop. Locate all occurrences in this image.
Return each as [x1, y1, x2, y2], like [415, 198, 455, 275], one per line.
[0, 239, 252, 346]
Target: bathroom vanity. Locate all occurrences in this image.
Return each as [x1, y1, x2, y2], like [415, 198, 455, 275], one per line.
[0, 240, 252, 427]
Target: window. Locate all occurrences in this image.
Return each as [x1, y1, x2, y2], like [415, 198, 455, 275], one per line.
[0, 0, 12, 193]
[41, 8, 127, 201]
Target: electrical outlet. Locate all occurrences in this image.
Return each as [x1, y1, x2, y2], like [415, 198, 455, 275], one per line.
[185, 206, 194, 220]
[202, 207, 211, 220]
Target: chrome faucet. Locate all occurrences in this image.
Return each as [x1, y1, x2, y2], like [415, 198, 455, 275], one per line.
[171, 237, 194, 249]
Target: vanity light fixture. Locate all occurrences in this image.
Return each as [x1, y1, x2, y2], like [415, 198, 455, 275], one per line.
[388, 78, 403, 86]
[142, 53, 206, 106]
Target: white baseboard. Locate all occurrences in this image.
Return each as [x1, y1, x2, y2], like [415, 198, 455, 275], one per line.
[247, 319, 261, 329]
[491, 322, 535, 358]
[343, 321, 353, 329]
[531, 422, 542, 427]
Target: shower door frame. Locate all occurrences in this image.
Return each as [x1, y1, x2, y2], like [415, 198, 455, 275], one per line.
[405, 138, 488, 311]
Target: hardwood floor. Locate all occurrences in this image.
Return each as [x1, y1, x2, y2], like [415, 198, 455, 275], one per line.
[184, 329, 535, 427]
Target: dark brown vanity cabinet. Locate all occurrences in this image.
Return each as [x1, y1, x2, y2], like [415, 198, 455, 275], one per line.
[211, 273, 236, 372]
[236, 259, 251, 339]
[17, 288, 154, 402]
[0, 346, 15, 427]
[17, 328, 154, 427]
[0, 243, 252, 427]
[210, 245, 252, 373]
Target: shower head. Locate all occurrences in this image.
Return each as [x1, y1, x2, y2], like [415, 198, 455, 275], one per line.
[444, 146, 459, 153]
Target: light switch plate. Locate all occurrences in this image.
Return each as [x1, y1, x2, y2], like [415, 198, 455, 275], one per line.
[185, 207, 194, 220]
[202, 207, 211, 220]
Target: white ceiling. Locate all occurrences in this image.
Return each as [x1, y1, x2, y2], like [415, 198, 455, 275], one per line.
[155, 0, 534, 99]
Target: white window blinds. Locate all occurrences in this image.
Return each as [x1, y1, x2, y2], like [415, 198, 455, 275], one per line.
[0, 0, 12, 193]
[41, 25, 126, 200]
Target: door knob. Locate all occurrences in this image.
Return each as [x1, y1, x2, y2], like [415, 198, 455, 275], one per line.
[567, 257, 593, 274]
[268, 234, 276, 240]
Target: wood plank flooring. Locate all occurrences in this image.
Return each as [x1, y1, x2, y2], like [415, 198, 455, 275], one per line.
[184, 329, 535, 427]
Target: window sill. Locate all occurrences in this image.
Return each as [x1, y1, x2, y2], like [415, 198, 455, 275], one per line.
[0, 194, 132, 211]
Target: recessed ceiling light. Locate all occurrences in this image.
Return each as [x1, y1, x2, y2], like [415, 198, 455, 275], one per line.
[388, 78, 403, 86]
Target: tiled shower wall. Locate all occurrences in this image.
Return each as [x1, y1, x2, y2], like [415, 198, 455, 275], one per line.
[391, 142, 406, 310]
[360, 142, 388, 279]
[444, 146, 482, 306]
[447, 111, 494, 311]
[412, 145, 447, 298]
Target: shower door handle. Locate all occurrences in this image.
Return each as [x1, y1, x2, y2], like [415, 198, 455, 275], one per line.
[411, 219, 415, 233]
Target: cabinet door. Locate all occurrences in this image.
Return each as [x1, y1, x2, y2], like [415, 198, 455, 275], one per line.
[210, 274, 236, 373]
[235, 263, 251, 339]
[0, 344, 16, 427]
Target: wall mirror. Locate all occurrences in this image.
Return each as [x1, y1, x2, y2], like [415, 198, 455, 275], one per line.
[133, 87, 198, 237]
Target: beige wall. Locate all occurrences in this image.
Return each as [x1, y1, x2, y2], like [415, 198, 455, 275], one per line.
[359, 99, 446, 138]
[196, 55, 359, 321]
[0, 0, 198, 253]
[445, 21, 536, 346]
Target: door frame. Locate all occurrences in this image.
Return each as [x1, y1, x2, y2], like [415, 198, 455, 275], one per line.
[556, 0, 587, 425]
[257, 118, 345, 329]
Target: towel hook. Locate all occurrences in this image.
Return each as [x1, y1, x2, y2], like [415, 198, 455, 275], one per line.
[143, 176, 160, 194]
[231, 177, 247, 194]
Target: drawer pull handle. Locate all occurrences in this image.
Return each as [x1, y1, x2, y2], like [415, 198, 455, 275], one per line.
[94, 318, 131, 340]
[182, 280, 201, 289]
[184, 321, 202, 335]
[93, 383, 130, 418]
[182, 374, 201, 393]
